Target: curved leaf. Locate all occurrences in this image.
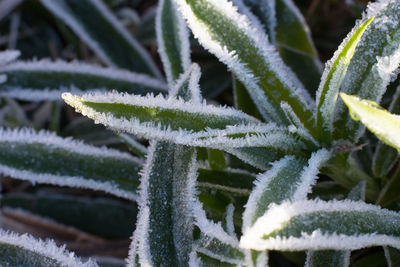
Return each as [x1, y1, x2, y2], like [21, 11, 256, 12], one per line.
[240, 199, 400, 251]
[340, 93, 400, 152]
[40, 0, 162, 78]
[0, 60, 167, 101]
[174, 0, 316, 131]
[0, 128, 142, 201]
[316, 17, 373, 144]
[0, 229, 98, 267]
[334, 0, 400, 141]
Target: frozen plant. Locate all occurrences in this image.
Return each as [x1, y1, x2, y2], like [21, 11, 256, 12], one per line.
[0, 0, 400, 266]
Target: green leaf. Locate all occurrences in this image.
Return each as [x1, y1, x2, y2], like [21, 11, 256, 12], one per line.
[334, 0, 400, 141]
[305, 250, 350, 267]
[377, 166, 400, 207]
[117, 133, 147, 158]
[241, 0, 322, 92]
[156, 0, 191, 84]
[304, 182, 365, 267]
[0, 60, 167, 101]
[133, 141, 197, 265]
[373, 87, 400, 178]
[207, 149, 226, 171]
[197, 167, 254, 196]
[240, 199, 400, 251]
[242, 149, 331, 230]
[0, 229, 97, 267]
[340, 93, 400, 152]
[1, 192, 138, 239]
[174, 0, 316, 131]
[0, 128, 142, 201]
[233, 76, 263, 120]
[316, 17, 373, 144]
[40, 0, 162, 78]
[194, 234, 245, 265]
[384, 246, 400, 267]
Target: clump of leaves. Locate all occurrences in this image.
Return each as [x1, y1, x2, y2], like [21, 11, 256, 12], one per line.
[0, 0, 400, 266]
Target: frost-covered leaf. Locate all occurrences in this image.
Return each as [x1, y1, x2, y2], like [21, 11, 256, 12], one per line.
[305, 250, 350, 267]
[207, 149, 226, 171]
[240, 0, 322, 92]
[372, 87, 400, 178]
[242, 149, 331, 231]
[304, 182, 365, 267]
[1, 192, 137, 239]
[197, 167, 254, 196]
[174, 0, 316, 131]
[0, 229, 97, 267]
[316, 18, 373, 144]
[170, 63, 202, 103]
[240, 199, 400, 251]
[133, 141, 197, 266]
[0, 59, 167, 101]
[193, 234, 245, 265]
[334, 0, 400, 141]
[384, 246, 400, 267]
[117, 133, 147, 158]
[233, 77, 263, 120]
[40, 0, 162, 78]
[0, 128, 142, 201]
[156, 0, 191, 85]
[340, 93, 400, 152]
[0, 50, 20, 66]
[63, 93, 312, 152]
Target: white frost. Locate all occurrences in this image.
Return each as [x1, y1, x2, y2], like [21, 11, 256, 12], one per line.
[0, 229, 98, 267]
[0, 50, 20, 66]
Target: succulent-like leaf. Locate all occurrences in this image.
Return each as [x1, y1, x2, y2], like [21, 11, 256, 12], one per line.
[372, 87, 400, 178]
[0, 229, 98, 267]
[340, 93, 400, 152]
[316, 17, 373, 144]
[133, 141, 197, 266]
[156, 0, 191, 85]
[0, 59, 167, 101]
[174, 0, 316, 131]
[240, 199, 400, 251]
[0, 128, 142, 201]
[240, 0, 322, 92]
[334, 0, 400, 141]
[1, 192, 137, 239]
[40, 0, 162, 78]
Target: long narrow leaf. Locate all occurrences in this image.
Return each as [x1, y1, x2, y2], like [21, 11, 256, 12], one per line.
[156, 0, 191, 85]
[316, 18, 373, 144]
[384, 246, 400, 267]
[0, 128, 142, 201]
[372, 87, 400, 178]
[242, 149, 331, 231]
[174, 0, 316, 131]
[0, 59, 167, 101]
[62, 93, 312, 153]
[241, 0, 322, 92]
[133, 141, 197, 265]
[334, 0, 400, 141]
[40, 0, 162, 78]
[340, 93, 400, 152]
[240, 199, 400, 251]
[0, 229, 97, 267]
